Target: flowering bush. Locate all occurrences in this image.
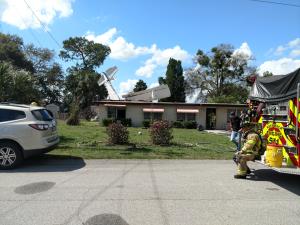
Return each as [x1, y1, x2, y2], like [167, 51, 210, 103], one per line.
[149, 120, 173, 145]
[106, 122, 129, 144]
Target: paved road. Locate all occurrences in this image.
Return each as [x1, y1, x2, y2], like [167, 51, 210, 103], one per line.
[1, 158, 300, 225]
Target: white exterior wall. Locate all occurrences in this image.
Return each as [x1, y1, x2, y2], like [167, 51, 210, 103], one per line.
[126, 105, 144, 127]
[94, 103, 245, 129]
[216, 107, 228, 130]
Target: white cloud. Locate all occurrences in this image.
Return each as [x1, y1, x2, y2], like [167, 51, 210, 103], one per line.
[0, 0, 74, 30]
[87, 28, 191, 77]
[274, 45, 287, 55]
[136, 45, 191, 77]
[119, 79, 138, 96]
[259, 38, 300, 75]
[290, 49, 300, 58]
[268, 38, 300, 57]
[149, 82, 159, 89]
[135, 63, 157, 78]
[85, 28, 117, 45]
[233, 42, 253, 60]
[288, 38, 300, 48]
[86, 28, 154, 61]
[110, 37, 154, 60]
[258, 58, 300, 75]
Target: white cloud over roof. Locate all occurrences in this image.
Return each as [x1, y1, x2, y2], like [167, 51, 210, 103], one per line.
[86, 27, 191, 77]
[136, 45, 191, 77]
[119, 79, 138, 96]
[258, 58, 300, 75]
[86, 28, 154, 61]
[0, 0, 74, 30]
[258, 38, 300, 75]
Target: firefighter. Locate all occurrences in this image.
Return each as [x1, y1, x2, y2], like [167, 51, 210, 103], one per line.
[234, 122, 261, 179]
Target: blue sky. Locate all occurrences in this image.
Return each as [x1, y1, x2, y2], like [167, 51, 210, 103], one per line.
[1, 0, 300, 99]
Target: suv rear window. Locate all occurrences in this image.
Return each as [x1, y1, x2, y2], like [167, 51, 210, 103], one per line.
[31, 109, 53, 121]
[0, 109, 26, 122]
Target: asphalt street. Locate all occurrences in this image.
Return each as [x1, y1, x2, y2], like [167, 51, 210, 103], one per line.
[1, 158, 300, 225]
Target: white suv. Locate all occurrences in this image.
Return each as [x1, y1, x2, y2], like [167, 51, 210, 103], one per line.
[0, 103, 59, 169]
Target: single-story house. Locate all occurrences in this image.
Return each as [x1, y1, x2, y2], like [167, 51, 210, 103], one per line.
[92, 100, 246, 130]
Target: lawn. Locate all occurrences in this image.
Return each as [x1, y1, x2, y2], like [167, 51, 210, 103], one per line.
[49, 120, 236, 159]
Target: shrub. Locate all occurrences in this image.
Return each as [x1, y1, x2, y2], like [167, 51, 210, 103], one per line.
[121, 118, 132, 127]
[149, 120, 173, 145]
[183, 121, 197, 129]
[106, 122, 129, 144]
[143, 120, 151, 128]
[102, 118, 114, 127]
[173, 121, 184, 128]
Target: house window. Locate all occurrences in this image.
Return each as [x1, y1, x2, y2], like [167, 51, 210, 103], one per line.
[186, 113, 196, 121]
[177, 113, 196, 121]
[144, 112, 151, 120]
[107, 107, 126, 119]
[153, 112, 163, 120]
[280, 106, 287, 111]
[177, 113, 185, 121]
[107, 107, 117, 119]
[144, 112, 163, 120]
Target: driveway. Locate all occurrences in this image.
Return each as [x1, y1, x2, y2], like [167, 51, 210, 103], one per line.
[1, 157, 300, 225]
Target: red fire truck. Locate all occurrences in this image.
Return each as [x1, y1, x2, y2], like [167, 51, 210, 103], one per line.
[248, 68, 300, 175]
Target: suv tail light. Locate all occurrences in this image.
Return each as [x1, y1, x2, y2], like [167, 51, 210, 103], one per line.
[29, 124, 49, 131]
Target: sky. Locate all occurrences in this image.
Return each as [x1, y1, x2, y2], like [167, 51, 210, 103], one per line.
[0, 0, 300, 101]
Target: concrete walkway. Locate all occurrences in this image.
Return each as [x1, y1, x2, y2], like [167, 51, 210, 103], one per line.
[204, 130, 231, 136]
[0, 159, 300, 225]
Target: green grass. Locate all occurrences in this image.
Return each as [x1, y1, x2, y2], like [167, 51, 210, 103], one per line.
[49, 120, 236, 159]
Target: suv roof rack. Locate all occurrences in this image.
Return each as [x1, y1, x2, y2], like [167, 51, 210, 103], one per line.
[0, 102, 30, 108]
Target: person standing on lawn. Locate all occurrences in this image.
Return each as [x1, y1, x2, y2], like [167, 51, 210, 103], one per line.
[229, 111, 241, 151]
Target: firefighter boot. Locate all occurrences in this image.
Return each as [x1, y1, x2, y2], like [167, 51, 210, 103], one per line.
[246, 167, 251, 175]
[234, 174, 247, 179]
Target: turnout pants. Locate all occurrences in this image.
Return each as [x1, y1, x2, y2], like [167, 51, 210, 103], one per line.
[237, 153, 255, 176]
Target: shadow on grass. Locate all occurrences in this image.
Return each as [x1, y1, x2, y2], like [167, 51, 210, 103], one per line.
[59, 135, 76, 143]
[120, 147, 153, 155]
[248, 169, 300, 196]
[1, 154, 86, 173]
[162, 151, 186, 157]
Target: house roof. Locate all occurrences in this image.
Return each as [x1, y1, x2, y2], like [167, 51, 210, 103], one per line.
[93, 100, 246, 107]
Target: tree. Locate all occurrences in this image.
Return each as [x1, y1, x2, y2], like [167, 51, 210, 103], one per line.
[64, 69, 108, 109]
[263, 71, 273, 77]
[25, 44, 64, 104]
[60, 37, 111, 125]
[0, 33, 33, 72]
[133, 79, 147, 92]
[0, 62, 39, 103]
[158, 58, 185, 102]
[185, 44, 253, 103]
[59, 37, 110, 70]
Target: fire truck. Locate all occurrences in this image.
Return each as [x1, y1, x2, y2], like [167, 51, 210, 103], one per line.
[248, 68, 300, 175]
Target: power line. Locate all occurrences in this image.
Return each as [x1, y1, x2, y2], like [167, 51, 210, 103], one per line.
[22, 0, 61, 48]
[14, 5, 43, 47]
[250, 0, 300, 8]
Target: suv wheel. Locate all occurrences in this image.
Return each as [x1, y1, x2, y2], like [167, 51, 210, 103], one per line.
[0, 142, 23, 169]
